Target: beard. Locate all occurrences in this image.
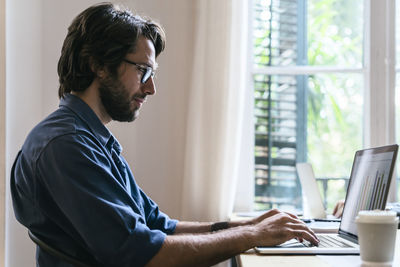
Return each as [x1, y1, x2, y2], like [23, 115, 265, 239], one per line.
[98, 74, 140, 122]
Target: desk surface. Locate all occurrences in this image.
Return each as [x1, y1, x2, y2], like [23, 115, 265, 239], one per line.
[236, 230, 400, 267]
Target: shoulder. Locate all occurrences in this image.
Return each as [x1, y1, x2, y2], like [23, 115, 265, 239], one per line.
[22, 107, 100, 164]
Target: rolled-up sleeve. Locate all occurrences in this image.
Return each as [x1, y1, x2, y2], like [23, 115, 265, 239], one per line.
[139, 188, 178, 235]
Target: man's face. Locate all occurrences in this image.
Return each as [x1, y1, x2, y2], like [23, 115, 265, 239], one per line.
[98, 36, 157, 122]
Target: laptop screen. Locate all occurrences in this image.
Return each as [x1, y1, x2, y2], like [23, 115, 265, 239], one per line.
[340, 145, 398, 237]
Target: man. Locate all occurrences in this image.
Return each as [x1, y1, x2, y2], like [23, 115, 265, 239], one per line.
[11, 3, 319, 266]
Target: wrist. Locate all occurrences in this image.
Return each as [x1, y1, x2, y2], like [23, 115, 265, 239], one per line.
[249, 217, 259, 225]
[210, 221, 229, 232]
[241, 224, 259, 248]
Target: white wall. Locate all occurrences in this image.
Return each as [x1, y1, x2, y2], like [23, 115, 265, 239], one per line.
[0, 0, 6, 264]
[6, 0, 44, 266]
[6, 0, 195, 266]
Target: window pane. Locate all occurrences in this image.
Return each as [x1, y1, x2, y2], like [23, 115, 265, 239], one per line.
[308, 73, 363, 209]
[254, 74, 305, 211]
[254, 0, 364, 68]
[253, 0, 301, 68]
[308, 0, 363, 67]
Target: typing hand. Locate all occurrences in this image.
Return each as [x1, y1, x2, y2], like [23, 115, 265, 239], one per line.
[254, 209, 320, 247]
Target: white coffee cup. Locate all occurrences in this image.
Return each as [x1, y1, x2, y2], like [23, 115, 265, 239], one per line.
[355, 210, 398, 264]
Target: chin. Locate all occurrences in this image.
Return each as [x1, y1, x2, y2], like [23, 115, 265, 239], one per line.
[128, 111, 140, 122]
[111, 110, 138, 122]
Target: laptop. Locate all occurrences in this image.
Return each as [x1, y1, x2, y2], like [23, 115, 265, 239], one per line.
[255, 144, 399, 255]
[296, 162, 328, 219]
[296, 162, 341, 233]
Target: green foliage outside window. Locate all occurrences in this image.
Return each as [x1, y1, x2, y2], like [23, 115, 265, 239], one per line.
[307, 0, 363, 210]
[253, 0, 365, 211]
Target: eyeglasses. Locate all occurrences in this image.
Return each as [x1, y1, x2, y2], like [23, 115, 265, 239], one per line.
[123, 59, 155, 84]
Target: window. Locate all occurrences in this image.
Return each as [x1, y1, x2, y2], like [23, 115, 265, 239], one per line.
[251, 0, 394, 212]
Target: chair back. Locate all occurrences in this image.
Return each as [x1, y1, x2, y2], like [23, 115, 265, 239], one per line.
[28, 230, 95, 267]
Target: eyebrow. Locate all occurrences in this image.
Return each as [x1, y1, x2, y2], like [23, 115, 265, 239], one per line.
[139, 61, 158, 71]
[125, 58, 158, 71]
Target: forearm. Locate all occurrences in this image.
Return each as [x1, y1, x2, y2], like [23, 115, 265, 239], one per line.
[147, 210, 319, 267]
[146, 224, 255, 267]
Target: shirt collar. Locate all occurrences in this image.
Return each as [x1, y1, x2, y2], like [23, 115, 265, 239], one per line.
[107, 135, 123, 155]
[59, 94, 118, 151]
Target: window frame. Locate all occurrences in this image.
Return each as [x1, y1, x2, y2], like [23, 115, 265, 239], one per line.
[364, 0, 396, 201]
[235, 0, 398, 212]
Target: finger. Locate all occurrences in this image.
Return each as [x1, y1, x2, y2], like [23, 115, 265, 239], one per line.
[254, 209, 282, 225]
[267, 209, 282, 216]
[334, 210, 340, 218]
[338, 206, 344, 218]
[332, 204, 338, 215]
[272, 213, 319, 240]
[286, 222, 319, 240]
[334, 204, 344, 218]
[259, 209, 282, 220]
[277, 214, 319, 240]
[284, 211, 299, 220]
[280, 214, 308, 226]
[292, 229, 319, 245]
[257, 209, 280, 221]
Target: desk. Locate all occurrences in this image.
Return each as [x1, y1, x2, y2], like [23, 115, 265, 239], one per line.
[236, 230, 400, 267]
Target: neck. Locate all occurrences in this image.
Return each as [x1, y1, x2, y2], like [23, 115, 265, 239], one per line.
[71, 79, 111, 125]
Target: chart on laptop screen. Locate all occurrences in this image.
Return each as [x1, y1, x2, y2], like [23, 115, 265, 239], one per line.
[341, 151, 395, 235]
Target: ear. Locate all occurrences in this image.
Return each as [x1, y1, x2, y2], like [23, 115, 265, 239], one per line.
[89, 57, 106, 78]
[97, 69, 106, 78]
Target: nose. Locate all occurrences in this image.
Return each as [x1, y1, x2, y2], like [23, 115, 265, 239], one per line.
[142, 77, 156, 95]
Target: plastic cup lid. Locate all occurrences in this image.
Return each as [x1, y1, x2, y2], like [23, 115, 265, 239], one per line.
[355, 210, 398, 223]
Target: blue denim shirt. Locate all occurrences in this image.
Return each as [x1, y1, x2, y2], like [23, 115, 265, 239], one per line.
[11, 94, 177, 267]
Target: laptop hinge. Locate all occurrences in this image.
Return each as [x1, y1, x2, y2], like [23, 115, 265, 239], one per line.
[338, 231, 358, 244]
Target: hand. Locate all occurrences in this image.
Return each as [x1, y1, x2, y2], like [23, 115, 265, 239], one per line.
[332, 200, 345, 218]
[251, 208, 297, 225]
[253, 209, 319, 247]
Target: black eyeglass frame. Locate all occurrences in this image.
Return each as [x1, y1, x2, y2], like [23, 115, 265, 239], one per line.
[123, 59, 155, 84]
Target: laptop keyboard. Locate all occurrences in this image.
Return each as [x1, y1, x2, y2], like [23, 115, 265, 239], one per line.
[304, 235, 353, 248]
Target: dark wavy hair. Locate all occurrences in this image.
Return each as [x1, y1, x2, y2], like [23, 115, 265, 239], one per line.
[57, 2, 166, 98]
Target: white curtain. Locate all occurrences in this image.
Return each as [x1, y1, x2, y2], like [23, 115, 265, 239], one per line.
[181, 0, 249, 222]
